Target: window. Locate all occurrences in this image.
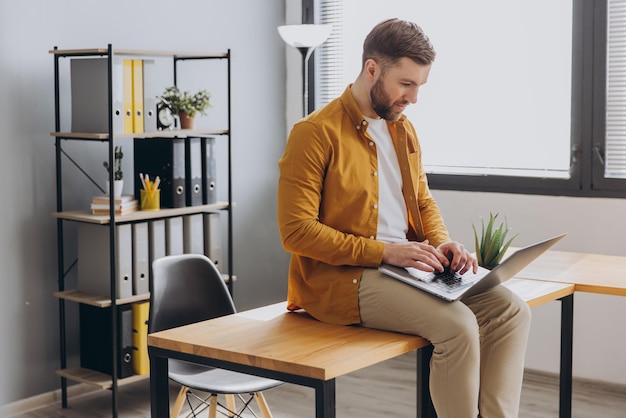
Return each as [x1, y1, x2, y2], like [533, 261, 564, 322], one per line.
[309, 0, 626, 198]
[596, 0, 626, 190]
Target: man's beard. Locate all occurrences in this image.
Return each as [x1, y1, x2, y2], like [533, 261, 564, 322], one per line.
[370, 77, 404, 121]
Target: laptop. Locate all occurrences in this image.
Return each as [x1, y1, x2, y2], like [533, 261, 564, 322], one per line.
[378, 233, 566, 302]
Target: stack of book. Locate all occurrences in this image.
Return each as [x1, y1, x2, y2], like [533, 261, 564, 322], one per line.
[91, 195, 138, 216]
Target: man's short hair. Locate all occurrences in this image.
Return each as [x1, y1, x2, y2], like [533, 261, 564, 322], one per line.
[362, 18, 436, 70]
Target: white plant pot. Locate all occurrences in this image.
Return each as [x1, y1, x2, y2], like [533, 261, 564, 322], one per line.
[106, 179, 124, 198]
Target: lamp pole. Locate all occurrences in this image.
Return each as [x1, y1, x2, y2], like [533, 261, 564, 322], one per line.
[298, 47, 313, 117]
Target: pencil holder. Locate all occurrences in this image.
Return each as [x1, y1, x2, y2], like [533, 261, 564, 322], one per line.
[140, 189, 160, 211]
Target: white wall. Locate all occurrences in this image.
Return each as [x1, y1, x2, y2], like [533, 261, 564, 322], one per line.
[433, 190, 626, 385]
[0, 0, 290, 405]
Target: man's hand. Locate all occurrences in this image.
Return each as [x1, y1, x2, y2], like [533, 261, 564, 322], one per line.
[382, 240, 450, 272]
[437, 241, 478, 275]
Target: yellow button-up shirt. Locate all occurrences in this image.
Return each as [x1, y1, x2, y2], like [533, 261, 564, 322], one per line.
[277, 86, 450, 325]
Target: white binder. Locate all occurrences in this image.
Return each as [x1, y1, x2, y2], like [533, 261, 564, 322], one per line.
[203, 212, 223, 270]
[148, 219, 166, 287]
[132, 223, 149, 296]
[77, 223, 133, 299]
[70, 57, 125, 134]
[183, 214, 204, 254]
[165, 216, 184, 256]
[148, 219, 166, 263]
[142, 59, 157, 133]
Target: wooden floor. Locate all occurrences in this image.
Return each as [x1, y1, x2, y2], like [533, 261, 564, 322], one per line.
[10, 353, 626, 417]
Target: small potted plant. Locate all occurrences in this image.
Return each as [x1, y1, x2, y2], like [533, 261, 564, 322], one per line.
[158, 86, 211, 129]
[472, 212, 518, 269]
[103, 145, 124, 197]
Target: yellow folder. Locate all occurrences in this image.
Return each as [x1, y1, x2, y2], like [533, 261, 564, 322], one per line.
[132, 301, 150, 375]
[132, 59, 144, 133]
[123, 59, 134, 134]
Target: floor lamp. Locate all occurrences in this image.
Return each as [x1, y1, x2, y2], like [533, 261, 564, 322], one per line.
[277, 24, 333, 117]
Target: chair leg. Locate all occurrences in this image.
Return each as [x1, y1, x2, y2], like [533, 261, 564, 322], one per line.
[208, 394, 218, 418]
[254, 392, 273, 418]
[170, 386, 189, 418]
[225, 394, 236, 418]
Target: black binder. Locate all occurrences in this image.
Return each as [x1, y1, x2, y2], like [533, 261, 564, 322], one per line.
[79, 303, 134, 378]
[201, 137, 217, 204]
[185, 137, 203, 206]
[134, 138, 186, 208]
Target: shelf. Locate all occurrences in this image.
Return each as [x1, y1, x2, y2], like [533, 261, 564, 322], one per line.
[53, 202, 229, 224]
[54, 290, 149, 307]
[52, 45, 233, 416]
[55, 368, 147, 390]
[49, 48, 229, 59]
[51, 129, 229, 141]
[54, 272, 233, 308]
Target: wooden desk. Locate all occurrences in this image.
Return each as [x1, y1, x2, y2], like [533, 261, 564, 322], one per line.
[148, 279, 574, 418]
[503, 278, 574, 308]
[516, 249, 587, 282]
[568, 253, 626, 296]
[149, 302, 429, 418]
[519, 250, 626, 296]
[516, 249, 626, 418]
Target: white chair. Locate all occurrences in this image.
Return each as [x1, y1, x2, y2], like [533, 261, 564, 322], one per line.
[149, 254, 282, 418]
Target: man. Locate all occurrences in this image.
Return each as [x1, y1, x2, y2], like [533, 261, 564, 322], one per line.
[277, 18, 530, 418]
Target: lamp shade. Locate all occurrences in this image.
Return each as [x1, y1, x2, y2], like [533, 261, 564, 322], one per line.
[277, 24, 333, 49]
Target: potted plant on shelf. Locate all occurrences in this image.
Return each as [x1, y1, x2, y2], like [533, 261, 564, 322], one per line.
[103, 145, 124, 198]
[158, 86, 211, 129]
[472, 212, 518, 269]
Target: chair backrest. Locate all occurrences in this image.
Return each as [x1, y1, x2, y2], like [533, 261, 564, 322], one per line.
[149, 254, 236, 334]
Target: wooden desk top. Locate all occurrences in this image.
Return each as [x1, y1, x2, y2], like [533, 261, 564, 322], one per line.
[148, 302, 429, 381]
[148, 278, 572, 382]
[516, 250, 626, 296]
[504, 278, 574, 308]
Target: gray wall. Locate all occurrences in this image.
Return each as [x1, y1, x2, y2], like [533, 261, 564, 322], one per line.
[0, 0, 290, 405]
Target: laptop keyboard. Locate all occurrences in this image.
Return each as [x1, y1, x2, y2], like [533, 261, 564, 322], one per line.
[430, 271, 475, 293]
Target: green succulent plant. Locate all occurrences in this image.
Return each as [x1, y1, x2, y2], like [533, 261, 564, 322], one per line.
[472, 212, 518, 269]
[102, 145, 123, 181]
[159, 86, 211, 119]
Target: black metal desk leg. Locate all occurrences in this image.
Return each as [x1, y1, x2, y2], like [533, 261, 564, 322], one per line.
[417, 345, 436, 418]
[150, 351, 170, 418]
[560, 294, 574, 418]
[315, 379, 336, 418]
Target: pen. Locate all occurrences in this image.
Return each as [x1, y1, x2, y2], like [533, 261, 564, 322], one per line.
[139, 173, 147, 190]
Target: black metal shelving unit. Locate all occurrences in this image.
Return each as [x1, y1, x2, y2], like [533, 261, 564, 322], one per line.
[51, 45, 233, 417]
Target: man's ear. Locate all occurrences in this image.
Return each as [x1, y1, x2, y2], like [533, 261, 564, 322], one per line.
[363, 58, 379, 81]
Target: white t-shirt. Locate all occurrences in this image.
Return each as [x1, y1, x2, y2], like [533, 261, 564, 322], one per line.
[364, 116, 408, 243]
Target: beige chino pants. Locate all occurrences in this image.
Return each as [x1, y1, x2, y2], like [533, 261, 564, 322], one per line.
[359, 269, 531, 418]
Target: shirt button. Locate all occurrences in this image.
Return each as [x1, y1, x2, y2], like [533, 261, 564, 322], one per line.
[370, 235, 375, 239]
[373, 171, 378, 177]
[369, 141, 374, 147]
[373, 204, 378, 209]
[353, 279, 358, 284]
[361, 120, 367, 125]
